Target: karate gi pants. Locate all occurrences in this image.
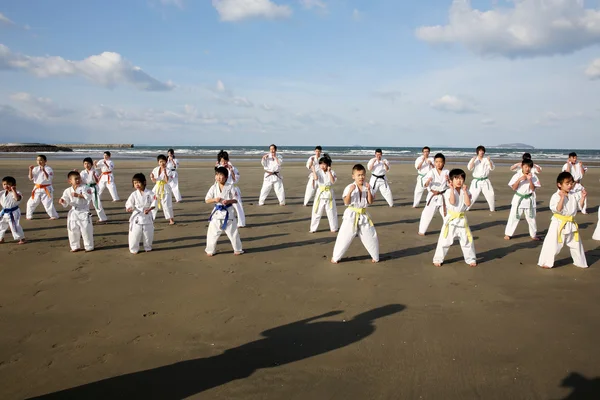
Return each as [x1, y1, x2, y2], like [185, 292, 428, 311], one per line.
[205, 218, 243, 255]
[538, 221, 588, 268]
[27, 189, 59, 219]
[259, 179, 285, 205]
[419, 201, 445, 234]
[468, 180, 495, 211]
[370, 176, 393, 207]
[233, 186, 246, 227]
[433, 225, 476, 265]
[575, 190, 588, 214]
[505, 206, 537, 238]
[310, 199, 338, 232]
[413, 177, 427, 207]
[168, 174, 183, 202]
[88, 190, 107, 222]
[129, 223, 154, 253]
[304, 178, 316, 206]
[99, 179, 120, 201]
[332, 220, 379, 262]
[67, 211, 94, 251]
[593, 214, 600, 241]
[0, 210, 25, 241]
[152, 192, 174, 220]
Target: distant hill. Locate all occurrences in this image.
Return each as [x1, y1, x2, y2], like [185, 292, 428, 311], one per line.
[490, 143, 535, 149]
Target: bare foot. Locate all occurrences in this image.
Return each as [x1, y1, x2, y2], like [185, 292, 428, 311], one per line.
[418, 232, 425, 236]
[539, 265, 552, 269]
[433, 262, 442, 267]
[207, 253, 214, 257]
[70, 249, 81, 253]
[145, 249, 152, 253]
[469, 262, 477, 267]
[330, 230, 337, 233]
[279, 203, 286, 206]
[18, 239, 26, 245]
[85, 249, 94, 253]
[330, 259, 338, 264]
[169, 220, 175, 225]
[372, 259, 378, 263]
[130, 251, 139, 255]
[234, 251, 244, 256]
[504, 235, 511, 240]
[531, 236, 541, 241]
[0, 239, 4, 244]
[49, 217, 58, 220]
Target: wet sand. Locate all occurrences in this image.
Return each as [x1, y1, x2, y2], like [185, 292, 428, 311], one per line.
[1, 158, 599, 399]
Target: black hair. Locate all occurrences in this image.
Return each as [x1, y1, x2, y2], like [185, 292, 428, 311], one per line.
[270, 144, 277, 151]
[67, 170, 80, 179]
[132, 173, 146, 187]
[557, 171, 574, 184]
[422, 146, 430, 152]
[434, 153, 445, 162]
[318, 153, 332, 167]
[104, 151, 111, 157]
[522, 153, 532, 160]
[522, 159, 534, 168]
[568, 152, 577, 158]
[168, 148, 175, 155]
[352, 164, 366, 173]
[83, 157, 93, 165]
[217, 150, 230, 162]
[37, 154, 47, 161]
[449, 168, 466, 180]
[476, 145, 486, 153]
[157, 154, 167, 162]
[215, 166, 229, 179]
[315, 146, 322, 151]
[375, 148, 383, 154]
[2, 176, 16, 186]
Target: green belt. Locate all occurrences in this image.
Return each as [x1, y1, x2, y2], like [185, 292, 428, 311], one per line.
[472, 176, 488, 189]
[418, 173, 427, 187]
[515, 192, 534, 219]
[86, 183, 99, 209]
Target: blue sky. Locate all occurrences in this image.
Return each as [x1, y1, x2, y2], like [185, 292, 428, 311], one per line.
[1, 0, 600, 147]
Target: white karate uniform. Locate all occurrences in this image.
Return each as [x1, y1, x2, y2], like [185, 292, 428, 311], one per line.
[433, 188, 477, 265]
[303, 155, 320, 206]
[413, 156, 434, 207]
[167, 158, 183, 202]
[126, 189, 156, 254]
[26, 165, 59, 219]
[367, 158, 393, 207]
[332, 183, 379, 262]
[505, 171, 540, 238]
[538, 191, 588, 268]
[60, 186, 94, 251]
[467, 157, 495, 211]
[259, 155, 285, 205]
[97, 159, 120, 201]
[205, 183, 243, 255]
[80, 168, 107, 222]
[223, 162, 245, 227]
[151, 166, 174, 220]
[418, 169, 450, 235]
[0, 190, 25, 241]
[593, 212, 600, 241]
[310, 169, 338, 232]
[562, 162, 588, 214]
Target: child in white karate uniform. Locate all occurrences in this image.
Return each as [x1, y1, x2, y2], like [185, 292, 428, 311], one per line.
[217, 150, 245, 227]
[26, 154, 59, 220]
[205, 166, 243, 256]
[367, 149, 393, 207]
[167, 149, 183, 203]
[95, 151, 120, 202]
[418, 153, 450, 235]
[309, 154, 338, 233]
[467, 145, 495, 212]
[151, 154, 175, 225]
[433, 169, 477, 267]
[413, 146, 434, 208]
[304, 145, 322, 206]
[562, 152, 588, 214]
[59, 171, 94, 252]
[538, 172, 588, 269]
[259, 144, 285, 206]
[126, 173, 156, 254]
[0, 176, 26, 244]
[593, 211, 600, 241]
[510, 153, 542, 175]
[505, 159, 541, 240]
[331, 164, 378, 264]
[80, 157, 108, 223]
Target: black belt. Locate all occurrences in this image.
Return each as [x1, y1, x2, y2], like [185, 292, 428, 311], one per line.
[372, 173, 387, 188]
[427, 189, 447, 216]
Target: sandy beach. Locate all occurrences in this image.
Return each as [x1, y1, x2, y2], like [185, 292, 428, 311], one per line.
[1, 157, 600, 399]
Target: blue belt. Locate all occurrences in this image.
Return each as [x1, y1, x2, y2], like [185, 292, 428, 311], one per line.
[209, 204, 233, 230]
[0, 206, 19, 228]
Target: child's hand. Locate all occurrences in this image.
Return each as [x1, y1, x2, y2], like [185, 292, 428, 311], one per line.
[349, 184, 357, 193]
[29, 165, 35, 170]
[462, 185, 468, 191]
[365, 182, 371, 190]
[581, 189, 587, 199]
[327, 166, 331, 172]
[143, 208, 151, 214]
[262, 154, 269, 160]
[59, 198, 66, 205]
[126, 207, 133, 212]
[214, 197, 222, 203]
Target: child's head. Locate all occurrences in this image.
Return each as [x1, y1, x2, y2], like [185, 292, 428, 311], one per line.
[168, 148, 175, 157]
[521, 159, 533, 174]
[375, 149, 383, 159]
[556, 171, 574, 192]
[449, 168, 466, 188]
[2, 176, 16, 190]
[434, 153, 445, 169]
[83, 157, 93, 170]
[315, 146, 322, 157]
[103, 151, 111, 160]
[215, 166, 229, 184]
[157, 154, 167, 167]
[217, 150, 229, 165]
[269, 144, 277, 154]
[352, 164, 366, 185]
[132, 173, 146, 190]
[568, 152, 577, 163]
[37, 154, 47, 166]
[318, 153, 332, 171]
[67, 170, 81, 186]
[476, 145, 486, 157]
[422, 146, 430, 157]
[522, 152, 532, 160]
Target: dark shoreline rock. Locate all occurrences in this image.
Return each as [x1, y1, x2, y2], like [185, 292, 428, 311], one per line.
[0, 143, 73, 153]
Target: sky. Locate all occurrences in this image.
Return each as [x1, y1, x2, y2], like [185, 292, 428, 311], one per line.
[1, 0, 600, 148]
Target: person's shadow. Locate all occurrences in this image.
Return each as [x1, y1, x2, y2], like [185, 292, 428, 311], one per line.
[559, 372, 600, 399]
[30, 304, 405, 400]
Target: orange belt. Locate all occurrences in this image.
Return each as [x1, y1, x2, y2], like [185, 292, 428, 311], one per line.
[31, 184, 51, 199]
[102, 171, 112, 183]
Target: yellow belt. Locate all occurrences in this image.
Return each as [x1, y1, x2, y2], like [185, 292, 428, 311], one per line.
[553, 213, 579, 243]
[313, 185, 333, 212]
[349, 206, 373, 231]
[156, 181, 166, 210]
[443, 211, 472, 243]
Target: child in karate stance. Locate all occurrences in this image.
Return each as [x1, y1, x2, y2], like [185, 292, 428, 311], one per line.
[217, 150, 245, 227]
[80, 157, 107, 223]
[413, 146, 434, 208]
[205, 166, 243, 256]
[59, 171, 94, 252]
[562, 152, 588, 214]
[126, 173, 156, 254]
[259, 144, 285, 206]
[167, 149, 183, 203]
[304, 145, 323, 206]
[510, 153, 542, 175]
[538, 172, 588, 269]
[331, 164, 378, 264]
[309, 154, 338, 233]
[467, 145, 495, 212]
[151, 154, 175, 225]
[0, 176, 26, 244]
[505, 159, 541, 240]
[367, 149, 393, 207]
[433, 169, 477, 267]
[95, 151, 120, 202]
[593, 213, 600, 241]
[27, 154, 59, 220]
[418, 153, 450, 236]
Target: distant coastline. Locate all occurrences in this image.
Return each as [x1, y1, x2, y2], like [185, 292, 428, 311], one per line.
[0, 143, 134, 152]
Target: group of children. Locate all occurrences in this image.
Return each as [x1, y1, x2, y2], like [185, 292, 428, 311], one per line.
[1, 145, 599, 269]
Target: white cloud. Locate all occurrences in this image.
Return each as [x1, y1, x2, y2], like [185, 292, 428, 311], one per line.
[431, 95, 476, 113]
[160, 0, 184, 8]
[10, 92, 74, 119]
[300, 0, 326, 10]
[212, 0, 292, 22]
[481, 118, 496, 126]
[211, 79, 255, 108]
[0, 44, 174, 91]
[352, 9, 361, 21]
[216, 79, 227, 92]
[0, 12, 15, 26]
[585, 58, 600, 79]
[416, 0, 600, 58]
